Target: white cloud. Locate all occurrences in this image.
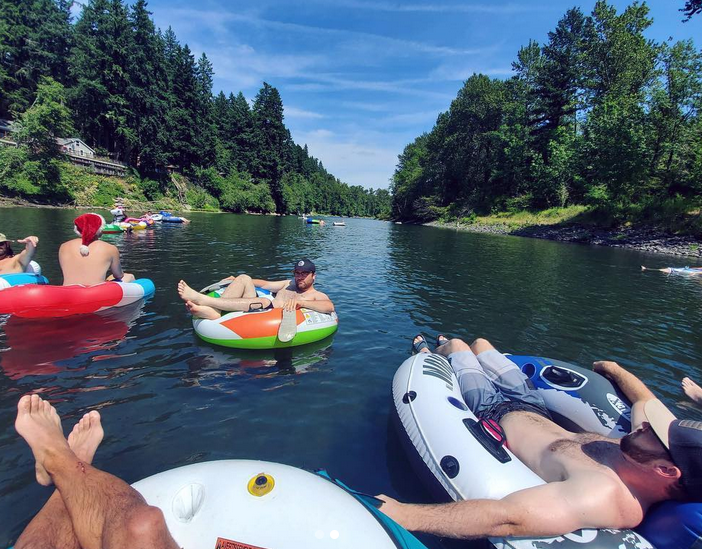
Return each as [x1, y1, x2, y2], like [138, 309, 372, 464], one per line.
[284, 106, 325, 119]
[430, 65, 515, 81]
[293, 128, 402, 189]
[309, 1, 555, 14]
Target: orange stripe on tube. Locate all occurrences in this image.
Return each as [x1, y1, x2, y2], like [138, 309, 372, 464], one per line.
[221, 309, 304, 339]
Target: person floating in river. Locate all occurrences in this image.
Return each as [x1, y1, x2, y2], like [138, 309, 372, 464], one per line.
[177, 258, 334, 319]
[13, 395, 180, 549]
[59, 213, 135, 286]
[377, 335, 702, 540]
[0, 233, 39, 274]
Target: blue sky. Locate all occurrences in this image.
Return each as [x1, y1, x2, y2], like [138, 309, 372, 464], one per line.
[131, 1, 699, 189]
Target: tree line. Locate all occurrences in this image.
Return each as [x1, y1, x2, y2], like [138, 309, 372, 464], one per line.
[0, 0, 390, 217]
[391, 1, 702, 225]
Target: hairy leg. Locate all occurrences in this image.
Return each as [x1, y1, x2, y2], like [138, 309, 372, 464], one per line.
[433, 337, 471, 357]
[179, 280, 270, 312]
[15, 396, 179, 549]
[221, 274, 258, 299]
[16, 411, 103, 549]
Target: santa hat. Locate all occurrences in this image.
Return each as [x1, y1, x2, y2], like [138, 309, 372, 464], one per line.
[73, 213, 105, 256]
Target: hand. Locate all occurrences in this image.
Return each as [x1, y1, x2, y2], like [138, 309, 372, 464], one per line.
[283, 297, 299, 312]
[18, 236, 38, 247]
[593, 360, 619, 377]
[375, 494, 409, 527]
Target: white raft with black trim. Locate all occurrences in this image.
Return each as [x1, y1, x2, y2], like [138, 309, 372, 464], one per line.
[393, 352, 654, 549]
[132, 460, 427, 549]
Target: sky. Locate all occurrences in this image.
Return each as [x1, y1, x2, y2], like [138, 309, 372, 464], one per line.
[118, 1, 700, 189]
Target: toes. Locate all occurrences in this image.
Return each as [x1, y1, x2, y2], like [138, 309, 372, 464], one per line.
[18, 395, 31, 414]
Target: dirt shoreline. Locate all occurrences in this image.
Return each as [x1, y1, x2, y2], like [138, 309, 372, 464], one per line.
[426, 220, 702, 261]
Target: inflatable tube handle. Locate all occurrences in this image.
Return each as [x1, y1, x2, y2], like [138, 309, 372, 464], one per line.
[463, 418, 511, 464]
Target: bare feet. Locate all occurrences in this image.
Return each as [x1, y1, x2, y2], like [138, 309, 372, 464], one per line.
[682, 377, 702, 405]
[177, 280, 202, 304]
[185, 300, 221, 320]
[15, 395, 69, 486]
[67, 411, 104, 464]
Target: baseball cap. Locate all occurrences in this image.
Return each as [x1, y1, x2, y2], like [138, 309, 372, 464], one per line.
[294, 258, 316, 272]
[0, 233, 7, 242]
[644, 399, 702, 495]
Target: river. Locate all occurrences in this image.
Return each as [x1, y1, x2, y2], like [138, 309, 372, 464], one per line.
[1, 206, 701, 547]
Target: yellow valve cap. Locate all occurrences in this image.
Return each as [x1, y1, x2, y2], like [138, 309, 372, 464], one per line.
[247, 472, 275, 497]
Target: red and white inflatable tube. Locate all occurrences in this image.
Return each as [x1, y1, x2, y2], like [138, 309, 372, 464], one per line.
[0, 279, 155, 318]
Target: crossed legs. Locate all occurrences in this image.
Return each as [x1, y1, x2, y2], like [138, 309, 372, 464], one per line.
[14, 395, 178, 549]
[415, 335, 546, 416]
[178, 274, 272, 320]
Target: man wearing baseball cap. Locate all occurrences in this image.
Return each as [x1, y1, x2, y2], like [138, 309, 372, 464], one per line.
[58, 213, 135, 286]
[177, 257, 334, 319]
[0, 233, 39, 274]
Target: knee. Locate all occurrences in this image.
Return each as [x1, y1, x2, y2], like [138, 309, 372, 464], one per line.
[235, 274, 252, 284]
[125, 505, 169, 543]
[470, 338, 495, 354]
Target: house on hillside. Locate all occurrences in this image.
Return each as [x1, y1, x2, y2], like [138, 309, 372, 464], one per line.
[57, 137, 95, 158]
[0, 119, 15, 139]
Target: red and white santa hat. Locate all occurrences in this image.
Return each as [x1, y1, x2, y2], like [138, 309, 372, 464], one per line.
[73, 213, 105, 256]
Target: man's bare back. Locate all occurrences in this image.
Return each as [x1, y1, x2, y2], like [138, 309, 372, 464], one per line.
[59, 239, 129, 286]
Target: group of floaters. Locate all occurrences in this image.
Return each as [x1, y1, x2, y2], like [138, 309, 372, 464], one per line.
[0, 213, 154, 318]
[107, 198, 190, 233]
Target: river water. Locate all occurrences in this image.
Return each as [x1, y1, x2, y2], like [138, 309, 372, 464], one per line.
[1, 206, 701, 547]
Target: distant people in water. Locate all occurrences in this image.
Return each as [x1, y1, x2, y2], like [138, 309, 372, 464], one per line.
[177, 258, 334, 320]
[641, 265, 702, 274]
[59, 213, 134, 286]
[0, 233, 39, 274]
[110, 201, 126, 223]
[682, 377, 702, 406]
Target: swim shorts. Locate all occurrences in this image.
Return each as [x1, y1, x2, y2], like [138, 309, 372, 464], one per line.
[447, 349, 550, 422]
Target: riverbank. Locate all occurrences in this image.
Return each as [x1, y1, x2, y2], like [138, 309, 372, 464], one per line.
[427, 220, 702, 259]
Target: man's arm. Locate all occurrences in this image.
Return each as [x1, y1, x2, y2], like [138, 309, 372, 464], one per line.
[593, 360, 656, 430]
[297, 297, 335, 313]
[109, 248, 125, 280]
[378, 477, 633, 540]
[15, 236, 38, 270]
[252, 278, 289, 292]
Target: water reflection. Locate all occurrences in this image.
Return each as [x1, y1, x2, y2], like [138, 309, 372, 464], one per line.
[183, 336, 336, 393]
[0, 301, 145, 380]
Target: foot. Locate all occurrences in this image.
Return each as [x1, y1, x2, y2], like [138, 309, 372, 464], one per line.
[177, 280, 202, 304]
[67, 411, 103, 464]
[185, 300, 221, 320]
[15, 395, 69, 486]
[682, 377, 702, 405]
[436, 334, 449, 349]
[412, 334, 430, 355]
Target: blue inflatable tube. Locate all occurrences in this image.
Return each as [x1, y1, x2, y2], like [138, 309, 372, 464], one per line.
[0, 273, 49, 289]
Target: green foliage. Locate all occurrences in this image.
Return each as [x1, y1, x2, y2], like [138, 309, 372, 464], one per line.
[15, 77, 74, 155]
[390, 0, 702, 236]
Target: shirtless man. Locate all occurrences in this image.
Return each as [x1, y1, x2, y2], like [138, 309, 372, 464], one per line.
[378, 335, 702, 540]
[59, 213, 135, 286]
[0, 233, 39, 274]
[177, 258, 334, 319]
[13, 395, 178, 549]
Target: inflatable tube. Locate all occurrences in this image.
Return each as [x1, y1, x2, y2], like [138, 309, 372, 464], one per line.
[0, 279, 155, 318]
[161, 216, 185, 223]
[669, 267, 702, 275]
[102, 223, 125, 234]
[507, 355, 631, 437]
[193, 308, 338, 349]
[149, 214, 163, 221]
[120, 221, 147, 230]
[132, 460, 427, 549]
[392, 353, 655, 549]
[306, 218, 324, 224]
[124, 217, 155, 226]
[0, 261, 49, 291]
